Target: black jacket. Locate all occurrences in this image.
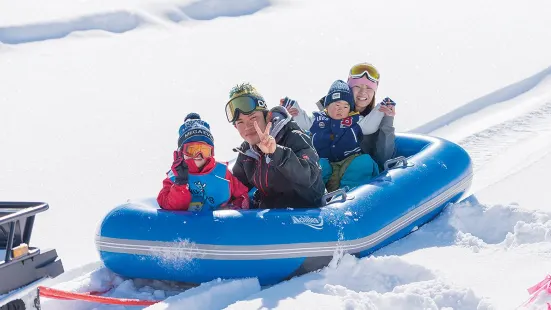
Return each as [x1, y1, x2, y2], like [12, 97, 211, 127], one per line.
[232, 107, 325, 209]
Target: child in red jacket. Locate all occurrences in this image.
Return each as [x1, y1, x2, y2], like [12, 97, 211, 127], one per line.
[157, 113, 250, 212]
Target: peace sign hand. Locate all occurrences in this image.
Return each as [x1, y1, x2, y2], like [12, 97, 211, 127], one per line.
[254, 121, 276, 154]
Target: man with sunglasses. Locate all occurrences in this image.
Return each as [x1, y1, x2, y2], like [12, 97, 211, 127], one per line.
[226, 83, 325, 209]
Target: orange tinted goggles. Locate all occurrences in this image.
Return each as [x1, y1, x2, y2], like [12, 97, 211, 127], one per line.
[349, 63, 380, 82]
[181, 142, 214, 158]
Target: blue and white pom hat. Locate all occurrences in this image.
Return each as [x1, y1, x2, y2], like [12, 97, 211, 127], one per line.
[177, 113, 214, 148]
[323, 80, 355, 111]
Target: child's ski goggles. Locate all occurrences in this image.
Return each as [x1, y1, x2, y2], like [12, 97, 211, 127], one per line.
[225, 96, 267, 123]
[348, 63, 380, 83]
[181, 142, 214, 158]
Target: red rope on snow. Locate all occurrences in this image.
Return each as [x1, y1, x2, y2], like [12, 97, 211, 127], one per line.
[38, 286, 161, 306]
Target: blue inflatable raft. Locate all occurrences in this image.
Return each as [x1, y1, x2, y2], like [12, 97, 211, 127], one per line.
[95, 133, 472, 286]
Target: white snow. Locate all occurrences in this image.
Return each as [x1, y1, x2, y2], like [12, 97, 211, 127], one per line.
[2, 0, 551, 309]
[148, 278, 260, 310]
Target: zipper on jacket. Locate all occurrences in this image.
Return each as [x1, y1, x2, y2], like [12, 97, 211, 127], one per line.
[256, 157, 267, 196]
[264, 158, 269, 193]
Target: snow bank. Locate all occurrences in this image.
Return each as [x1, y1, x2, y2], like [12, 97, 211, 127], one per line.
[376, 200, 551, 257]
[161, 0, 272, 23]
[226, 254, 490, 309]
[0, 0, 274, 45]
[372, 199, 551, 308]
[449, 202, 551, 248]
[146, 278, 260, 310]
[0, 11, 146, 45]
[319, 255, 435, 293]
[412, 66, 551, 135]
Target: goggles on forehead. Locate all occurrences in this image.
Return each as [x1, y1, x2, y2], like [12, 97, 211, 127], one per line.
[225, 96, 267, 123]
[180, 142, 214, 158]
[348, 63, 380, 83]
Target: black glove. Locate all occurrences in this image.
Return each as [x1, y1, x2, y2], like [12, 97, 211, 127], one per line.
[171, 151, 189, 185]
[280, 97, 297, 109]
[251, 189, 262, 209]
[381, 97, 397, 106]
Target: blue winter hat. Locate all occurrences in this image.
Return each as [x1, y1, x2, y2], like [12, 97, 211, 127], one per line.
[323, 80, 355, 111]
[184, 113, 201, 122]
[177, 113, 214, 148]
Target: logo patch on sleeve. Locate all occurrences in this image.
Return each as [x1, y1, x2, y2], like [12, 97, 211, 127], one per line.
[340, 117, 353, 127]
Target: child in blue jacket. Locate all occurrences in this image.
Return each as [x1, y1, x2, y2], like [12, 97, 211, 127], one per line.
[288, 80, 384, 192]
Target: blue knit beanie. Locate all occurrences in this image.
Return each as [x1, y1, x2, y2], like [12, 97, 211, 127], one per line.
[323, 80, 355, 111]
[177, 113, 214, 148]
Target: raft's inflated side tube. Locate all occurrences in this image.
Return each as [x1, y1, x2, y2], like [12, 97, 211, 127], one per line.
[96, 133, 472, 286]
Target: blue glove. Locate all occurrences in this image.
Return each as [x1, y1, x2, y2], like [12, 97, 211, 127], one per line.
[281, 97, 297, 109]
[381, 97, 396, 106]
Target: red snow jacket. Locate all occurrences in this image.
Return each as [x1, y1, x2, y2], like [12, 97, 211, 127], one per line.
[157, 157, 250, 211]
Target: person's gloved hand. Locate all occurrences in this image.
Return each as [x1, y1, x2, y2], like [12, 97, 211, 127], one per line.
[171, 150, 189, 185]
[378, 97, 397, 116]
[280, 97, 297, 108]
[381, 97, 396, 106]
[280, 97, 299, 117]
[251, 189, 262, 209]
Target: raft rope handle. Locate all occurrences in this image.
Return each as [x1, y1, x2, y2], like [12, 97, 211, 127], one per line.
[384, 156, 409, 171]
[38, 286, 161, 306]
[321, 189, 347, 206]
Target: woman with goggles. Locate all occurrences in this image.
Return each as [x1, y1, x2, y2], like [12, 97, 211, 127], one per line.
[282, 62, 397, 171]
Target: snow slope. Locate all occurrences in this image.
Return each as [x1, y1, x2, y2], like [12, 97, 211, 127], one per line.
[2, 0, 551, 309]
